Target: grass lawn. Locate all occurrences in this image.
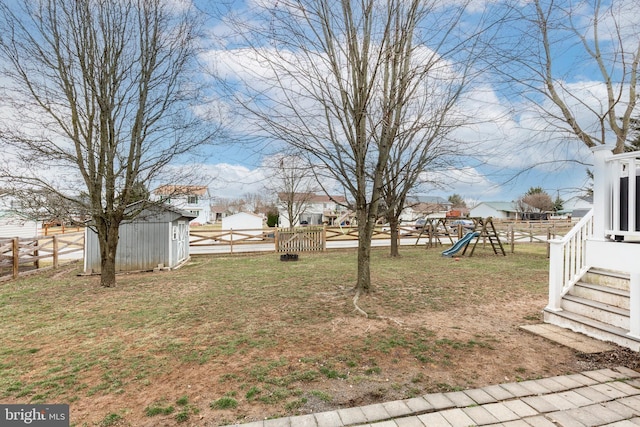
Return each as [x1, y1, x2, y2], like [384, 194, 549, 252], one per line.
[0, 244, 579, 426]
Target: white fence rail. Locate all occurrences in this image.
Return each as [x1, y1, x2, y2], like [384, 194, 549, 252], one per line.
[547, 209, 594, 311]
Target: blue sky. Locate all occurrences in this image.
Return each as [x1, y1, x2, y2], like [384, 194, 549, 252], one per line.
[192, 0, 632, 207]
[1, 0, 633, 208]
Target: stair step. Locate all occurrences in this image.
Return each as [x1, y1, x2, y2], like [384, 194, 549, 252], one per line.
[543, 309, 640, 351]
[572, 282, 630, 310]
[583, 268, 630, 291]
[561, 295, 629, 329]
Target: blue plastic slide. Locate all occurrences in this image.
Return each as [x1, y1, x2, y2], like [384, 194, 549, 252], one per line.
[441, 231, 480, 257]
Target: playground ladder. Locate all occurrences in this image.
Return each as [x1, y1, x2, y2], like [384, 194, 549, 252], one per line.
[467, 217, 506, 256]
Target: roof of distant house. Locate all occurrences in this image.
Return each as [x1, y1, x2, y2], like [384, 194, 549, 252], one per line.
[409, 195, 451, 205]
[473, 201, 538, 212]
[153, 185, 208, 196]
[277, 192, 348, 204]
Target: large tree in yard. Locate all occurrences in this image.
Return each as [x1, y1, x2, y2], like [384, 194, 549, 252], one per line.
[0, 0, 213, 287]
[210, 0, 501, 293]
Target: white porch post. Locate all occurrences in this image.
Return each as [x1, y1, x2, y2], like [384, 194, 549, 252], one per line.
[547, 239, 563, 311]
[629, 272, 640, 339]
[591, 145, 613, 241]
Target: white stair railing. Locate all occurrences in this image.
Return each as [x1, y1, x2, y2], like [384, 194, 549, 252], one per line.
[547, 209, 593, 312]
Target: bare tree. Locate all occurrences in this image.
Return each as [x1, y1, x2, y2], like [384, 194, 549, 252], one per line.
[270, 155, 320, 227]
[523, 192, 555, 213]
[499, 0, 639, 154]
[0, 0, 213, 287]
[211, 0, 499, 293]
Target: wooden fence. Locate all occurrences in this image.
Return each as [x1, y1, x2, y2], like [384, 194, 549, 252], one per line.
[0, 231, 84, 280]
[277, 227, 325, 252]
[189, 228, 276, 253]
[0, 220, 577, 280]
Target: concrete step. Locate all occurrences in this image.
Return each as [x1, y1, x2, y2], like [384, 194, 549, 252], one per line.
[571, 282, 630, 310]
[543, 309, 640, 351]
[582, 268, 630, 291]
[561, 294, 629, 329]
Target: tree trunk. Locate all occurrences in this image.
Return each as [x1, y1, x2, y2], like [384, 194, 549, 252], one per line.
[389, 216, 400, 257]
[97, 218, 121, 287]
[356, 219, 372, 294]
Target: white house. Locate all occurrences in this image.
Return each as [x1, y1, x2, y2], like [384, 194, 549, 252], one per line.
[561, 195, 593, 218]
[0, 193, 42, 238]
[0, 211, 42, 238]
[152, 185, 212, 225]
[277, 193, 350, 227]
[470, 202, 520, 219]
[545, 147, 640, 351]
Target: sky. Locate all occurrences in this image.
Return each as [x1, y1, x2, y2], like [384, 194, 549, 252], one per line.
[0, 0, 636, 208]
[190, 0, 636, 207]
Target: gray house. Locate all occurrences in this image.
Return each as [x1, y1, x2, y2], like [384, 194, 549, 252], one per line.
[84, 202, 196, 274]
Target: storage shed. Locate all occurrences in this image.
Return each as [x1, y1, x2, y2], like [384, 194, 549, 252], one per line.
[84, 202, 196, 274]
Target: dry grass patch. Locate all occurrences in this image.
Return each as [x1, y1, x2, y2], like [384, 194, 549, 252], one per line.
[0, 244, 595, 425]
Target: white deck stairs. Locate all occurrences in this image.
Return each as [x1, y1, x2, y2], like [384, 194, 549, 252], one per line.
[544, 268, 640, 351]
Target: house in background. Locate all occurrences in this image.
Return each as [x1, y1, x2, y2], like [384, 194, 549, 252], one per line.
[561, 195, 593, 219]
[277, 193, 351, 227]
[0, 193, 42, 238]
[0, 211, 42, 238]
[470, 201, 521, 219]
[400, 196, 452, 222]
[152, 185, 212, 225]
[210, 203, 228, 223]
[84, 202, 196, 274]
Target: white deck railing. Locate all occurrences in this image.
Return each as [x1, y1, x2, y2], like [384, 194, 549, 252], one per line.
[547, 209, 593, 311]
[603, 151, 640, 240]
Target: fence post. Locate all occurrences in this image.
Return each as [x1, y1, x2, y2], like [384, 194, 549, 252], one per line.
[12, 238, 19, 279]
[508, 224, 514, 253]
[230, 229, 234, 253]
[53, 235, 59, 269]
[274, 228, 279, 253]
[322, 225, 327, 251]
[34, 239, 39, 269]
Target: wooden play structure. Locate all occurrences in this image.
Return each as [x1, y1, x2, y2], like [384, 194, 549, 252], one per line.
[466, 217, 506, 257]
[416, 217, 506, 257]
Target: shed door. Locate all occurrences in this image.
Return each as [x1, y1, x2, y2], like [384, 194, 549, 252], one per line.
[177, 221, 188, 262]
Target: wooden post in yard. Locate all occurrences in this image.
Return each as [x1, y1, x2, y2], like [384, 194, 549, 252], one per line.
[12, 238, 19, 279]
[546, 229, 551, 258]
[52, 235, 59, 269]
[322, 225, 327, 251]
[274, 228, 279, 253]
[508, 224, 514, 253]
[34, 239, 39, 269]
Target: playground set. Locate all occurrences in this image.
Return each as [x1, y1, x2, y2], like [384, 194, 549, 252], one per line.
[415, 217, 506, 257]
